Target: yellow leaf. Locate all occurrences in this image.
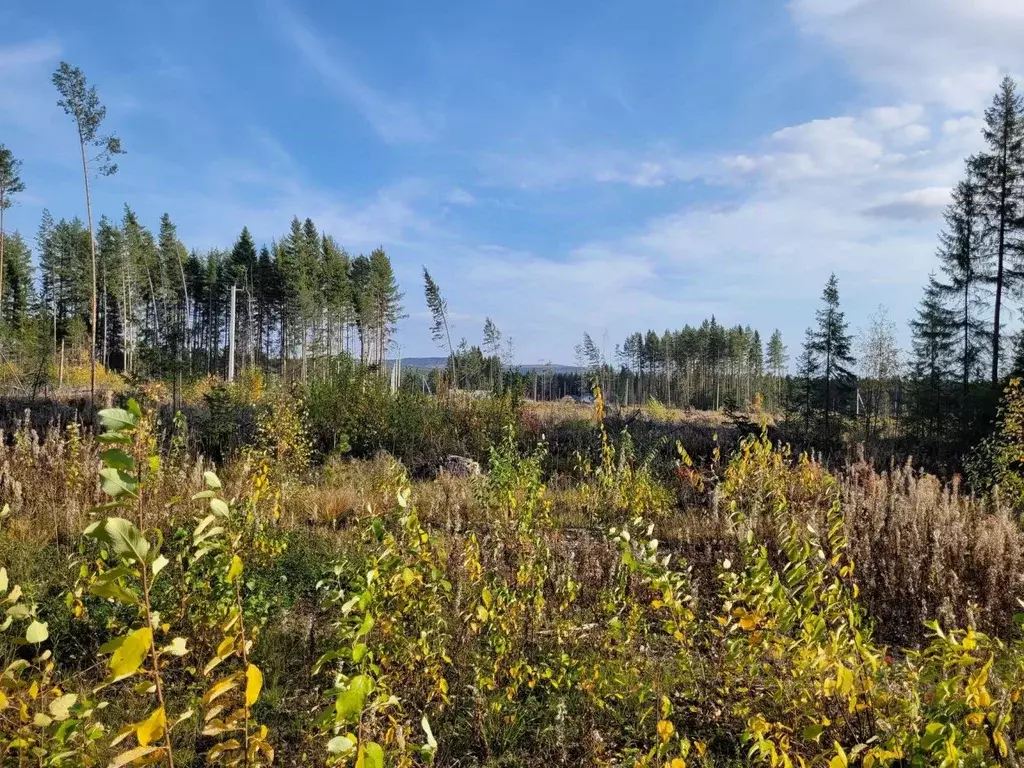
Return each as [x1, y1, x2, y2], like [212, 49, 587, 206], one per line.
[739, 613, 759, 631]
[110, 627, 152, 680]
[835, 664, 854, 696]
[670, 759, 687, 768]
[0, 691, 7, 710]
[203, 673, 241, 706]
[245, 664, 263, 707]
[657, 719, 675, 744]
[136, 706, 167, 747]
[965, 711, 985, 728]
[227, 555, 243, 584]
[109, 745, 160, 767]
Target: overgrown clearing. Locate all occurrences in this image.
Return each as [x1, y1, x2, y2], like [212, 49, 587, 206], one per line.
[1, 378, 1024, 767]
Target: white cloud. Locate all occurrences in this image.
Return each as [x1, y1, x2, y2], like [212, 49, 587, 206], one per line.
[791, 0, 1024, 109]
[268, 1, 436, 144]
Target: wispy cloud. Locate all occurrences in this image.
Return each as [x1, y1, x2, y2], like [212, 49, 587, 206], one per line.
[791, 0, 1024, 110]
[267, 1, 436, 144]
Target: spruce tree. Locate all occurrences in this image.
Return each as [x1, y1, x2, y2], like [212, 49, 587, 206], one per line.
[810, 273, 855, 436]
[909, 275, 957, 440]
[1, 232, 33, 330]
[795, 327, 821, 436]
[937, 164, 990, 428]
[974, 76, 1024, 386]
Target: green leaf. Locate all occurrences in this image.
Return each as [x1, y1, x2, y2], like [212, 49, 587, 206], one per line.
[109, 627, 152, 680]
[209, 498, 230, 517]
[25, 620, 48, 644]
[334, 675, 374, 724]
[422, 714, 437, 751]
[203, 471, 222, 490]
[99, 467, 139, 499]
[127, 399, 143, 419]
[99, 408, 138, 432]
[84, 518, 150, 564]
[361, 741, 384, 768]
[100, 449, 135, 471]
[90, 566, 139, 605]
[0, 567, 8, 594]
[356, 614, 375, 639]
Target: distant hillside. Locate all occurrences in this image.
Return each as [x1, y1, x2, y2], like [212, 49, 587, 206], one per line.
[391, 357, 580, 374]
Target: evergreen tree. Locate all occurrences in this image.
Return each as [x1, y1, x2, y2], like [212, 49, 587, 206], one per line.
[767, 329, 787, 410]
[974, 76, 1024, 386]
[810, 273, 855, 436]
[937, 165, 990, 429]
[53, 61, 125, 400]
[908, 275, 958, 440]
[423, 268, 455, 386]
[0, 144, 26, 325]
[1, 232, 33, 330]
[795, 328, 821, 436]
[349, 254, 371, 365]
[367, 248, 403, 369]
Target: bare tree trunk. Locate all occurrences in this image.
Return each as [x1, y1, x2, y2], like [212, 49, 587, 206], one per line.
[0, 196, 6, 325]
[78, 134, 97, 403]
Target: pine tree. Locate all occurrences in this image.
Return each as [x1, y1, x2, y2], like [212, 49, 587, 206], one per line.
[423, 268, 456, 387]
[767, 329, 787, 410]
[53, 62, 125, 400]
[96, 216, 125, 369]
[810, 274, 855, 437]
[367, 249, 403, 369]
[974, 76, 1024, 386]
[483, 317, 503, 391]
[0, 144, 26, 327]
[320, 235, 351, 360]
[349, 254, 371, 365]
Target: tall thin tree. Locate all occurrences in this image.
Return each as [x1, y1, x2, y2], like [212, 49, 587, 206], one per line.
[0, 145, 26, 328]
[53, 62, 125, 401]
[811, 273, 855, 437]
[937, 163, 989, 427]
[974, 75, 1024, 387]
[423, 267, 457, 389]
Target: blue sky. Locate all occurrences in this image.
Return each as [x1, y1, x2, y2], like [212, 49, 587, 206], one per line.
[3, 1, 1024, 364]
